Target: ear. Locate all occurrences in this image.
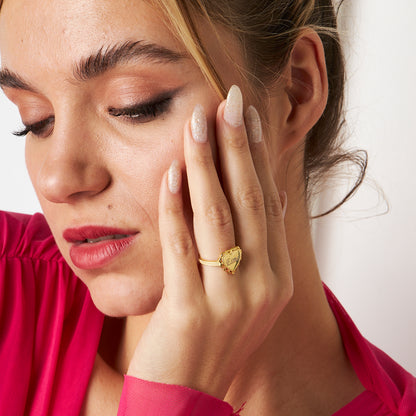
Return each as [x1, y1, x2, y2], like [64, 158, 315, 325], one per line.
[278, 30, 328, 152]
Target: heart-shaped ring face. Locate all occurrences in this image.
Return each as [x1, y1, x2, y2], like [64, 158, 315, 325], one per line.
[220, 246, 242, 274]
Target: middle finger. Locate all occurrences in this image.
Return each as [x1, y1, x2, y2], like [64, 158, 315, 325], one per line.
[215, 85, 268, 266]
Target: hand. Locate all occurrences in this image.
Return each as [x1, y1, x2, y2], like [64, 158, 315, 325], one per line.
[127, 85, 293, 400]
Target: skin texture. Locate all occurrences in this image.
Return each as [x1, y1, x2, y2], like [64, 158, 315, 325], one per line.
[0, 0, 365, 415]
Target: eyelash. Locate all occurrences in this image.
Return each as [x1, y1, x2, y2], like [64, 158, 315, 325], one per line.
[13, 116, 54, 138]
[108, 95, 172, 122]
[12, 95, 173, 138]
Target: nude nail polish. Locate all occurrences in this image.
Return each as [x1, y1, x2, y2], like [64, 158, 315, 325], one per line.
[168, 160, 181, 194]
[224, 85, 243, 127]
[246, 105, 263, 143]
[191, 104, 208, 143]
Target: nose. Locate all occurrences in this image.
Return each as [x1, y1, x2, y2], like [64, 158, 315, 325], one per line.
[35, 128, 111, 204]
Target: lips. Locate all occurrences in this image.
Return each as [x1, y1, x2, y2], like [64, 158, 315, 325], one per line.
[63, 226, 139, 270]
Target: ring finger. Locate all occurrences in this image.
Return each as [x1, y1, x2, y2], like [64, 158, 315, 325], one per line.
[215, 86, 268, 270]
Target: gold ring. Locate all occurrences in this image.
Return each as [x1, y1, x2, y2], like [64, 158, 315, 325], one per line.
[198, 246, 242, 274]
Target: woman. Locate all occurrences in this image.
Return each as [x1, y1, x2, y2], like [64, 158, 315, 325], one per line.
[0, 0, 414, 415]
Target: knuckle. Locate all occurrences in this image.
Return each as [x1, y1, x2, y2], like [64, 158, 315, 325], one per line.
[264, 277, 294, 314]
[217, 296, 245, 322]
[167, 231, 194, 256]
[165, 202, 183, 218]
[278, 277, 294, 306]
[237, 185, 264, 211]
[172, 303, 205, 333]
[226, 132, 246, 151]
[205, 202, 232, 228]
[250, 282, 274, 312]
[264, 192, 282, 219]
[248, 274, 288, 312]
[192, 151, 213, 170]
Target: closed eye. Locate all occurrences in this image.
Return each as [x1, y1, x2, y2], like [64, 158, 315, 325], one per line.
[13, 116, 55, 138]
[108, 92, 175, 124]
[12, 89, 179, 138]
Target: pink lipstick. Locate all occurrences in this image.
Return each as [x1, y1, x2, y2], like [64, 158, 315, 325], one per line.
[63, 226, 139, 270]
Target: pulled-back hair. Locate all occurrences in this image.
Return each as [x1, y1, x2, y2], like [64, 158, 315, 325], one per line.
[150, 0, 367, 217]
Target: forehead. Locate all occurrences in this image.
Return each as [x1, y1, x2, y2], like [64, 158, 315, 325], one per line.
[0, 0, 184, 79]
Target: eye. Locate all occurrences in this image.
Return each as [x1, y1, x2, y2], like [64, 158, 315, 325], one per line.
[108, 94, 173, 124]
[13, 116, 54, 138]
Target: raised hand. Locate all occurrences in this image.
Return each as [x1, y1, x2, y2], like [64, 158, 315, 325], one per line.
[127, 85, 293, 400]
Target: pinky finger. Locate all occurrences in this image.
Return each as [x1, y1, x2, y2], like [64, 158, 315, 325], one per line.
[158, 160, 202, 301]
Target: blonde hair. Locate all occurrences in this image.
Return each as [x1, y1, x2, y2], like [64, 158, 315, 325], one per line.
[151, 0, 367, 217]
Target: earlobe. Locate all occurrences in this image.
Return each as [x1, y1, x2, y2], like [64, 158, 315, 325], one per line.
[281, 30, 328, 148]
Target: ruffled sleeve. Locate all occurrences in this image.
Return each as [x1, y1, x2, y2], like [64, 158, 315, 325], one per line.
[0, 211, 104, 415]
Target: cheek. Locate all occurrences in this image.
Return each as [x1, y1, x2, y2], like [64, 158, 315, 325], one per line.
[112, 129, 186, 217]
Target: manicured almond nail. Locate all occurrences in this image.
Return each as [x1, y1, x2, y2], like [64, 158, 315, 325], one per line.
[224, 85, 243, 127]
[280, 191, 288, 219]
[168, 160, 181, 194]
[191, 104, 207, 143]
[246, 105, 262, 143]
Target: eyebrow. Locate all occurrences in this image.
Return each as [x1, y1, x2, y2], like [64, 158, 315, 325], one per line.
[0, 69, 35, 91]
[0, 40, 187, 91]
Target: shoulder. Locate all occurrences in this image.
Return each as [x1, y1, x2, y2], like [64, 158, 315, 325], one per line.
[0, 210, 89, 330]
[0, 210, 90, 309]
[0, 212, 104, 414]
[369, 344, 416, 416]
[0, 210, 88, 312]
[0, 210, 63, 262]
[334, 390, 401, 415]
[324, 283, 416, 416]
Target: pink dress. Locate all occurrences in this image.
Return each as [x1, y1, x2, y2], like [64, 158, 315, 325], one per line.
[0, 211, 415, 415]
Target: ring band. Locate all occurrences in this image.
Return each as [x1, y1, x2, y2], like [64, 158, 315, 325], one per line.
[198, 246, 242, 274]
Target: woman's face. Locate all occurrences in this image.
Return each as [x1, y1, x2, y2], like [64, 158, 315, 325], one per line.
[0, 0, 242, 315]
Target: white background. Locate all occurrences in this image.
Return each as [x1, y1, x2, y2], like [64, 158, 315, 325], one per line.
[0, 1, 415, 374]
[314, 1, 416, 374]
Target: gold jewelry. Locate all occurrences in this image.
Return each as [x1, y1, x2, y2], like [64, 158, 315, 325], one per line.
[198, 246, 242, 274]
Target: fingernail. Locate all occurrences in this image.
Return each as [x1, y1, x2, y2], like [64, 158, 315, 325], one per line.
[245, 105, 262, 143]
[191, 104, 208, 143]
[224, 85, 243, 127]
[168, 160, 181, 194]
[280, 191, 288, 219]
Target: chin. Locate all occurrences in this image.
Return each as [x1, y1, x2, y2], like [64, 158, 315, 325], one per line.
[86, 270, 164, 317]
